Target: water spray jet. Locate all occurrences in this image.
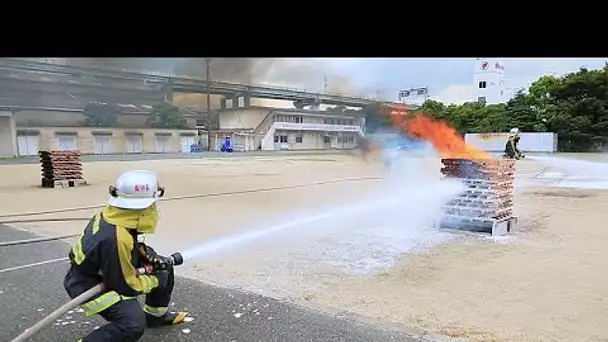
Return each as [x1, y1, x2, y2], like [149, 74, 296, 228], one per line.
[180, 178, 464, 264]
[526, 155, 608, 189]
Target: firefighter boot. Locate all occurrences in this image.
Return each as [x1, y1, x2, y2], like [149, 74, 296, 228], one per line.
[145, 310, 187, 327]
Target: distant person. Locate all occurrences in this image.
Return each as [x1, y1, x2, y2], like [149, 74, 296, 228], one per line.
[504, 128, 525, 159]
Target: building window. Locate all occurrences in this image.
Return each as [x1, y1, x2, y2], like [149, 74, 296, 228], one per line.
[275, 135, 289, 143]
[323, 136, 331, 143]
[93, 135, 112, 154]
[347, 136, 355, 144]
[295, 135, 303, 143]
[478, 81, 487, 89]
[294, 116, 303, 123]
[57, 135, 77, 151]
[125, 135, 143, 154]
[478, 96, 487, 104]
[195, 119, 207, 128]
[155, 135, 171, 153]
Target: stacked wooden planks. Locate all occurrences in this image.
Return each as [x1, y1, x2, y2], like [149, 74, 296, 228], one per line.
[440, 158, 516, 232]
[39, 150, 86, 188]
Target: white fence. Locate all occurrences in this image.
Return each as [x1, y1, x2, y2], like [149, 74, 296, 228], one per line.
[465, 132, 558, 153]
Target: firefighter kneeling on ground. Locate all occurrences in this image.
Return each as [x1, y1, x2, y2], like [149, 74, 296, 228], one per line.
[64, 170, 187, 342]
[504, 128, 525, 160]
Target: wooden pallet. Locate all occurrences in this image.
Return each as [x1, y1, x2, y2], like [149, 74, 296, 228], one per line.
[41, 178, 88, 189]
[442, 204, 513, 216]
[436, 215, 518, 236]
[448, 198, 513, 208]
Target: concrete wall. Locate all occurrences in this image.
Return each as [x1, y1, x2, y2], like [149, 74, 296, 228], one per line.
[0, 112, 17, 157]
[218, 108, 271, 130]
[14, 110, 198, 129]
[14, 126, 199, 155]
[465, 132, 558, 152]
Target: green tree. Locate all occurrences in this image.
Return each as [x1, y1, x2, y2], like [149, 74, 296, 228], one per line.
[541, 67, 608, 151]
[417, 100, 446, 120]
[148, 102, 188, 129]
[504, 92, 545, 132]
[82, 102, 121, 127]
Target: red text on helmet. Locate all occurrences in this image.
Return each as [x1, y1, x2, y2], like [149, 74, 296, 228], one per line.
[134, 184, 150, 192]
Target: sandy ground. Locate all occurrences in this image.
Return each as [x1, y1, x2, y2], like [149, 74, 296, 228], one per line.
[2, 153, 608, 342]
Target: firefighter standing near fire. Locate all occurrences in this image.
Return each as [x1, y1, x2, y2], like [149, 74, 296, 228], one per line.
[63, 170, 187, 342]
[504, 128, 524, 159]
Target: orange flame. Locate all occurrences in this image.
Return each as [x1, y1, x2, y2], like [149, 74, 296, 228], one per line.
[365, 104, 492, 160]
[404, 114, 491, 159]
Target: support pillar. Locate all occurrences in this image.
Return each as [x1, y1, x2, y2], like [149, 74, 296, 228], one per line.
[0, 111, 17, 157]
[243, 94, 251, 107]
[232, 95, 240, 108]
[164, 90, 173, 102]
[163, 83, 174, 102]
[310, 98, 321, 111]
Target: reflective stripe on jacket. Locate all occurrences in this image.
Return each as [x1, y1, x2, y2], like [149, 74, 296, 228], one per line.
[66, 207, 159, 316]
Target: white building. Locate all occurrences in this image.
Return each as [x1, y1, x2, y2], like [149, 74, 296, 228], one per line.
[216, 106, 365, 151]
[0, 105, 366, 157]
[473, 58, 506, 105]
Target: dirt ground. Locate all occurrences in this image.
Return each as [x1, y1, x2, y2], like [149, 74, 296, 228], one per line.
[1, 153, 607, 342]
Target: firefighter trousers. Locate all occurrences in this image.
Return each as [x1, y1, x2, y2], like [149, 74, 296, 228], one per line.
[81, 267, 175, 342]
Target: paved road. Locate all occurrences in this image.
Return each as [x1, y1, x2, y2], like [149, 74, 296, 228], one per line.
[0, 225, 431, 342]
[0, 150, 357, 165]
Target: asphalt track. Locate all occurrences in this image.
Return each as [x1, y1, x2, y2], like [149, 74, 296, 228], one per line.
[0, 225, 430, 342]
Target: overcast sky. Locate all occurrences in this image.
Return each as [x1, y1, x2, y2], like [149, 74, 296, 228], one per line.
[305, 58, 608, 104]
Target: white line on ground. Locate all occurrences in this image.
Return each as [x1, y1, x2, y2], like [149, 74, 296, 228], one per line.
[0, 257, 69, 274]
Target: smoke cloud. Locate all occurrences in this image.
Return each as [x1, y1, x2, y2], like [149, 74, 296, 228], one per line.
[51, 58, 363, 109]
[61, 58, 355, 92]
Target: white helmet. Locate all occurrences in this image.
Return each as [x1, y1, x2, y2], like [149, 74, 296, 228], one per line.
[508, 127, 520, 137]
[108, 170, 165, 209]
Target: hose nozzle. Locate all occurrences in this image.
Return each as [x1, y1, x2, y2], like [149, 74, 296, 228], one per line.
[169, 252, 184, 266]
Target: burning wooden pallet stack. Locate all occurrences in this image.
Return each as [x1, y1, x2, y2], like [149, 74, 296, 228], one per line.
[39, 150, 87, 188]
[438, 158, 518, 236]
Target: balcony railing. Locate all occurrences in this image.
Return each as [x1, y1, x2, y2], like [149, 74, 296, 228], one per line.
[272, 122, 363, 134]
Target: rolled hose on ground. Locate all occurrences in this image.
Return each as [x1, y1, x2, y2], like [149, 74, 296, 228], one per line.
[10, 253, 184, 342]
